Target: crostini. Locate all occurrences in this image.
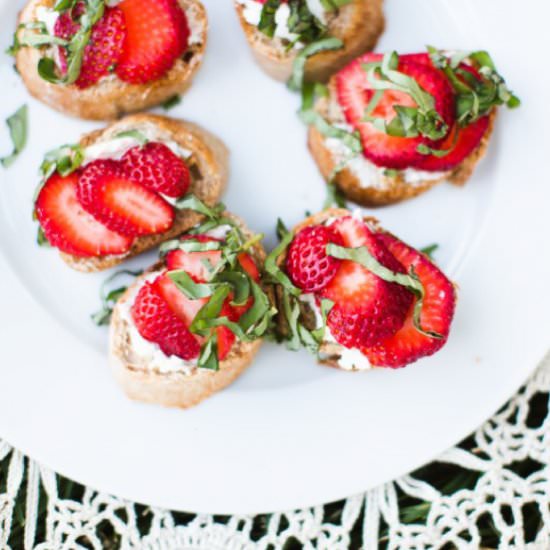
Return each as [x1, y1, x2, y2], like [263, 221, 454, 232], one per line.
[306, 48, 519, 206]
[266, 208, 456, 370]
[234, 0, 384, 82]
[34, 114, 227, 272]
[12, 0, 207, 119]
[110, 211, 273, 408]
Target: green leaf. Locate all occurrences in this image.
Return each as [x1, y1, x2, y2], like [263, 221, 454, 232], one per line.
[276, 217, 289, 241]
[114, 130, 148, 145]
[37, 226, 51, 247]
[161, 95, 181, 110]
[287, 0, 327, 46]
[326, 243, 442, 339]
[238, 280, 272, 334]
[258, 0, 281, 38]
[319, 0, 353, 9]
[300, 109, 362, 153]
[288, 37, 343, 91]
[1, 105, 28, 168]
[91, 269, 142, 326]
[323, 182, 347, 209]
[168, 270, 215, 299]
[197, 334, 219, 371]
[264, 230, 301, 296]
[419, 243, 439, 260]
[190, 284, 232, 335]
[54, 0, 78, 11]
[311, 298, 334, 342]
[217, 271, 251, 306]
[175, 194, 223, 218]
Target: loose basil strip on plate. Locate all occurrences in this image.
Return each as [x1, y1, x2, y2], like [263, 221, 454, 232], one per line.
[1, 105, 28, 168]
[327, 243, 443, 339]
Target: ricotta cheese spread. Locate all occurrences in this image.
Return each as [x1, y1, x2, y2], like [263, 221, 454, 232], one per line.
[118, 272, 198, 375]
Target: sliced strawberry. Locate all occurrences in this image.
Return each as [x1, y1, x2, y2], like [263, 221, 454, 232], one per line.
[237, 252, 260, 282]
[216, 303, 237, 361]
[286, 225, 344, 293]
[121, 142, 191, 198]
[165, 235, 223, 283]
[322, 216, 413, 348]
[116, 0, 189, 84]
[35, 172, 132, 257]
[77, 160, 174, 237]
[55, 4, 126, 89]
[131, 277, 201, 361]
[362, 234, 456, 368]
[336, 53, 455, 169]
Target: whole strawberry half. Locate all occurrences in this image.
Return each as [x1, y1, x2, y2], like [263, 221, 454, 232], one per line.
[322, 216, 414, 348]
[131, 276, 201, 361]
[35, 171, 133, 257]
[336, 53, 455, 169]
[361, 233, 456, 368]
[116, 0, 190, 84]
[286, 225, 344, 293]
[121, 142, 191, 198]
[77, 159, 175, 237]
[54, 4, 126, 89]
[400, 53, 490, 171]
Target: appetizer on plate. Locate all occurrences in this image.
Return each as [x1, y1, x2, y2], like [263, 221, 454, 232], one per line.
[234, 0, 384, 82]
[306, 48, 519, 205]
[109, 210, 273, 408]
[34, 114, 227, 271]
[12, 0, 207, 119]
[267, 208, 456, 370]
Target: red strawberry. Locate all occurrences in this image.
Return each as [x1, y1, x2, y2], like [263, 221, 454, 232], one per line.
[35, 172, 132, 257]
[362, 234, 456, 368]
[116, 0, 189, 84]
[121, 143, 191, 198]
[55, 5, 126, 89]
[131, 277, 201, 361]
[336, 53, 455, 169]
[322, 217, 413, 347]
[166, 235, 223, 283]
[157, 274, 236, 361]
[286, 225, 344, 293]
[77, 160, 174, 237]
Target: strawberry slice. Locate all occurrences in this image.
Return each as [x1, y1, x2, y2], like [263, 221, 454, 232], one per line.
[322, 216, 413, 348]
[286, 225, 344, 293]
[35, 172, 132, 257]
[121, 142, 191, 198]
[116, 0, 189, 84]
[131, 276, 201, 361]
[166, 235, 223, 283]
[362, 234, 456, 368]
[54, 4, 126, 89]
[336, 53, 455, 169]
[77, 160, 174, 237]
[237, 252, 261, 282]
[399, 53, 490, 171]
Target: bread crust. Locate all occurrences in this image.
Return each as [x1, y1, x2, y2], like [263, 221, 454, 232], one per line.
[56, 114, 228, 272]
[308, 86, 497, 206]
[234, 0, 384, 82]
[15, 0, 207, 120]
[109, 213, 266, 409]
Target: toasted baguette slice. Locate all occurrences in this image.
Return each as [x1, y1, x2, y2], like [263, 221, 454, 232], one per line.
[308, 82, 497, 207]
[57, 114, 228, 272]
[15, 0, 207, 120]
[234, 0, 384, 82]
[109, 213, 265, 409]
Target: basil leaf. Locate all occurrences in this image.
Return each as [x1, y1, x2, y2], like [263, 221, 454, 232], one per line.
[264, 230, 301, 296]
[258, 0, 281, 38]
[300, 109, 362, 153]
[276, 217, 289, 241]
[287, 0, 326, 46]
[198, 334, 219, 371]
[54, 0, 78, 11]
[168, 270, 215, 299]
[323, 181, 347, 209]
[175, 193, 224, 218]
[1, 105, 28, 168]
[217, 271, 250, 306]
[161, 95, 181, 110]
[91, 269, 142, 326]
[419, 243, 439, 260]
[114, 130, 148, 145]
[190, 284, 232, 335]
[37, 226, 51, 247]
[288, 37, 343, 91]
[319, 0, 353, 9]
[238, 280, 272, 333]
[327, 243, 442, 339]
[311, 298, 334, 343]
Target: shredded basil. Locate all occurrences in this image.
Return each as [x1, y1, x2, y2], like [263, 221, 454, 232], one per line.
[161, 95, 181, 110]
[419, 243, 439, 260]
[257, 0, 280, 38]
[37, 227, 51, 247]
[114, 130, 148, 145]
[1, 105, 28, 168]
[323, 181, 347, 209]
[7, 22, 68, 56]
[91, 269, 143, 326]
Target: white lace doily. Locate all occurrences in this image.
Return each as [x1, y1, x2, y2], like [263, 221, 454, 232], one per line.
[1, 354, 549, 549]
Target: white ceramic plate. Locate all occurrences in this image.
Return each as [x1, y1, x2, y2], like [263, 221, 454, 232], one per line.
[0, 0, 549, 515]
